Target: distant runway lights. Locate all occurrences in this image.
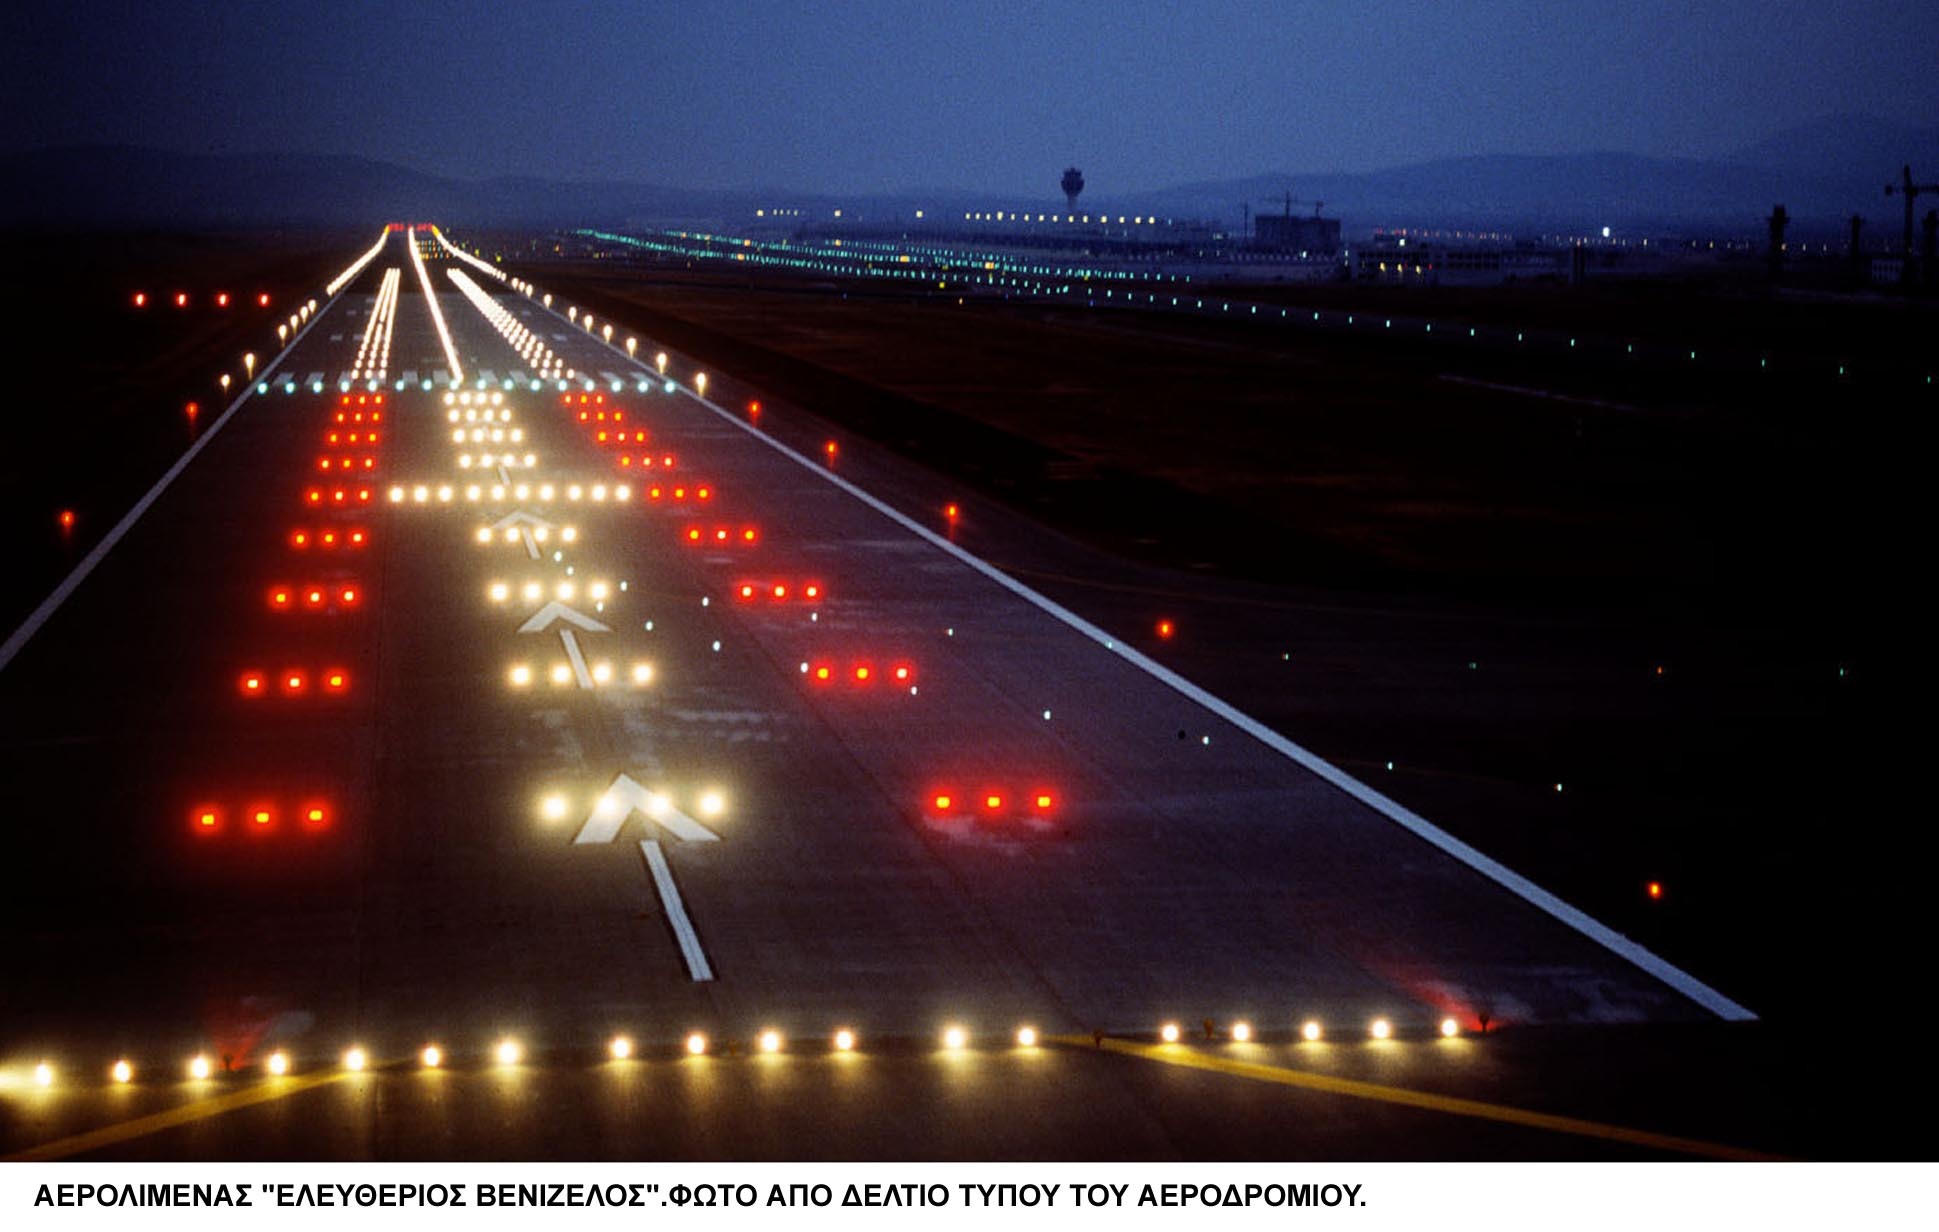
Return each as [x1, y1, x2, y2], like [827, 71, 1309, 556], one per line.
[1159, 1022, 1181, 1043]
[216, 292, 230, 308]
[1301, 1020, 1323, 1043]
[1647, 880, 1664, 901]
[602, 324, 613, 344]
[539, 793, 568, 822]
[34, 1062, 54, 1087]
[1156, 619, 1175, 640]
[219, 374, 230, 393]
[112, 1059, 134, 1084]
[655, 352, 668, 374]
[343, 1047, 368, 1072]
[258, 292, 271, 307]
[1230, 1022, 1252, 1043]
[278, 324, 288, 343]
[132, 291, 147, 308]
[243, 352, 256, 378]
[945, 503, 959, 523]
[823, 439, 838, 463]
[833, 1028, 856, 1052]
[189, 1054, 213, 1080]
[747, 399, 761, 421]
[685, 1032, 708, 1057]
[58, 509, 75, 532]
[175, 292, 188, 308]
[942, 1026, 968, 1051]
[185, 400, 198, 424]
[609, 1036, 633, 1061]
[625, 337, 637, 358]
[1016, 1026, 1038, 1048]
[266, 1051, 290, 1076]
[758, 1029, 783, 1054]
[1439, 1018, 1460, 1039]
[698, 790, 726, 818]
[694, 373, 707, 397]
[495, 1039, 522, 1066]
[1369, 1018, 1393, 1041]
[420, 1045, 443, 1069]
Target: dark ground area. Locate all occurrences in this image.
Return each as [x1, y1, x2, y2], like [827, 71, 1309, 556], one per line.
[515, 254, 1926, 1028]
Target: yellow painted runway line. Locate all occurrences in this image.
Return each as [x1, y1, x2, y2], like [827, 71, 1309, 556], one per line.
[5, 1070, 355, 1162]
[1058, 1036, 1781, 1161]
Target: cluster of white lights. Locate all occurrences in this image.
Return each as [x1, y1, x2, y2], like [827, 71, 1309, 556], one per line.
[451, 426, 525, 444]
[455, 453, 538, 470]
[395, 483, 628, 505]
[475, 524, 579, 545]
[325, 230, 389, 296]
[510, 660, 656, 689]
[349, 267, 401, 382]
[406, 226, 464, 383]
[490, 579, 613, 604]
[448, 267, 562, 380]
[429, 225, 508, 282]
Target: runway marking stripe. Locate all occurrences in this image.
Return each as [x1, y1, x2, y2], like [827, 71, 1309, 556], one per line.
[1066, 1036, 1780, 1161]
[554, 315, 1755, 1023]
[3, 1071, 353, 1162]
[0, 293, 345, 674]
[640, 839, 715, 981]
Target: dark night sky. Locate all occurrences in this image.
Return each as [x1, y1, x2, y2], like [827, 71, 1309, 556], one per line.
[4, 1, 1935, 194]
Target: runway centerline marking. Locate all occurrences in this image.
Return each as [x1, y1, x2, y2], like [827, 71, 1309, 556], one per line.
[4, 1071, 354, 1162]
[1062, 1036, 1780, 1161]
[574, 772, 721, 981]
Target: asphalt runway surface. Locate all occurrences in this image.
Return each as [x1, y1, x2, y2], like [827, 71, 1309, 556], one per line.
[0, 229, 1779, 1160]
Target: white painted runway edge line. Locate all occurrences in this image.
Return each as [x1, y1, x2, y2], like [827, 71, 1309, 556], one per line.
[531, 307, 1757, 1024]
[0, 288, 348, 675]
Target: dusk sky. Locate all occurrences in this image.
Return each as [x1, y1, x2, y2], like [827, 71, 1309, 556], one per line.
[5, 1, 1936, 195]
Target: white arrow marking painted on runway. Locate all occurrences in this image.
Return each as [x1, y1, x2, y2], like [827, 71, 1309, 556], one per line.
[572, 773, 719, 845]
[519, 601, 610, 689]
[573, 772, 721, 982]
[639, 840, 713, 981]
[492, 509, 554, 561]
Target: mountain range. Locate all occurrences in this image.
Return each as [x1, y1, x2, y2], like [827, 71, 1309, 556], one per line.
[3, 115, 1933, 237]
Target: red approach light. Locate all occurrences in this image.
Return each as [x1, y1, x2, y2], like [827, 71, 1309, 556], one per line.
[853, 665, 873, 684]
[1647, 881, 1664, 901]
[983, 793, 1004, 813]
[318, 529, 339, 548]
[174, 292, 188, 308]
[945, 503, 960, 521]
[185, 401, 199, 422]
[299, 801, 331, 832]
[891, 664, 913, 682]
[133, 291, 147, 308]
[303, 587, 326, 609]
[696, 485, 713, 501]
[347, 529, 367, 546]
[771, 584, 788, 600]
[671, 486, 686, 500]
[215, 292, 230, 308]
[289, 530, 310, 549]
[190, 804, 223, 835]
[715, 529, 730, 542]
[595, 430, 608, 442]
[239, 671, 266, 696]
[648, 485, 663, 500]
[338, 585, 360, 607]
[617, 455, 632, 468]
[661, 454, 675, 468]
[813, 665, 832, 682]
[931, 792, 954, 812]
[1156, 619, 1175, 640]
[322, 668, 349, 693]
[685, 528, 702, 544]
[747, 400, 761, 417]
[58, 509, 75, 531]
[737, 584, 756, 601]
[355, 488, 371, 504]
[268, 586, 293, 609]
[742, 528, 757, 543]
[248, 804, 275, 831]
[824, 440, 838, 459]
[280, 670, 309, 696]
[257, 292, 271, 307]
[578, 410, 589, 422]
[1032, 792, 1055, 813]
[304, 488, 323, 506]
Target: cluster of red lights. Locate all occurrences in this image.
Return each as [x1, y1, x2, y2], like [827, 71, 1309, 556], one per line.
[734, 580, 823, 603]
[303, 486, 374, 507]
[188, 800, 332, 837]
[683, 526, 760, 546]
[267, 582, 363, 612]
[315, 455, 379, 472]
[925, 790, 1056, 819]
[593, 428, 648, 445]
[808, 662, 914, 686]
[287, 527, 368, 551]
[238, 667, 352, 698]
[133, 291, 273, 310]
[323, 429, 380, 445]
[645, 483, 712, 503]
[332, 394, 385, 425]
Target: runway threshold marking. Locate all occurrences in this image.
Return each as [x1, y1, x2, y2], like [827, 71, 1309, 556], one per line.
[4, 1070, 355, 1162]
[566, 327, 1754, 1024]
[0, 289, 345, 674]
[1062, 1036, 1780, 1161]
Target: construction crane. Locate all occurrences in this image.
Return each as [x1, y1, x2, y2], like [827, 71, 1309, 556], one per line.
[1884, 164, 1939, 256]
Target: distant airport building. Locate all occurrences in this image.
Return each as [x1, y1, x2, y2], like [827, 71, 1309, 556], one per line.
[1252, 213, 1341, 256]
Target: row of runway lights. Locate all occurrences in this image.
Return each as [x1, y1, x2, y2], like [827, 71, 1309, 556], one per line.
[17, 1018, 1468, 1088]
